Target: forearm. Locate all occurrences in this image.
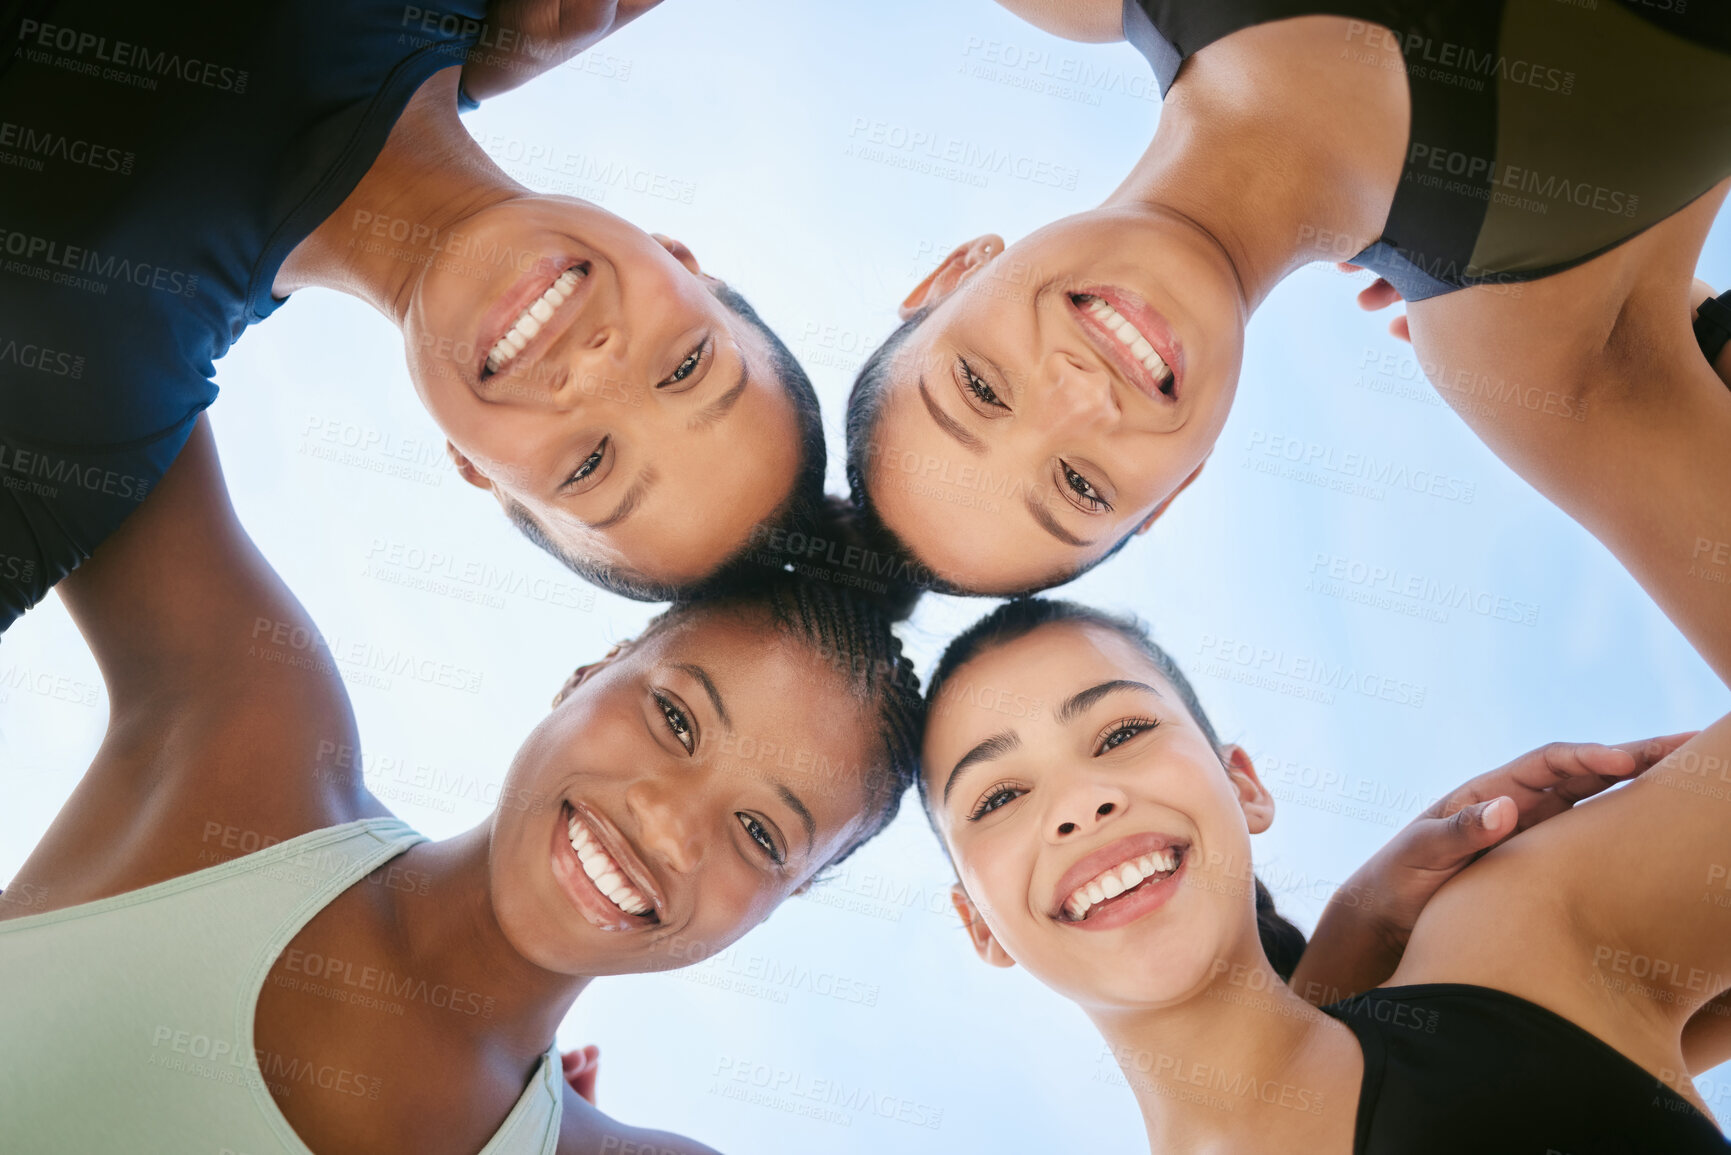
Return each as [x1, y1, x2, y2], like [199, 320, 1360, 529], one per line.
[1287, 875, 1400, 1006]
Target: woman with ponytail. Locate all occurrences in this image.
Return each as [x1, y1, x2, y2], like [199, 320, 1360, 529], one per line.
[919, 598, 1731, 1152]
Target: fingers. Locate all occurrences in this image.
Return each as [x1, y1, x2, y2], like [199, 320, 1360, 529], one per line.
[1356, 277, 1404, 312]
[1388, 314, 1411, 344]
[561, 1044, 601, 1106]
[1402, 796, 1516, 874]
[1611, 731, 1697, 770]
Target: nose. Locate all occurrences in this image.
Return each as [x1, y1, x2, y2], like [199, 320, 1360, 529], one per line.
[548, 329, 628, 411]
[623, 779, 703, 873]
[1043, 353, 1118, 433]
[1043, 778, 1129, 844]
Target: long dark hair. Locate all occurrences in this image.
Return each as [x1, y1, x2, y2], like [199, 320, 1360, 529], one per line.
[925, 597, 1307, 979]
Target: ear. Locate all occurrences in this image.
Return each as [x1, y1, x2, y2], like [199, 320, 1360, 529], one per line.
[950, 883, 1016, 969]
[1220, 744, 1275, 835]
[550, 643, 629, 709]
[651, 233, 702, 276]
[446, 441, 494, 492]
[900, 235, 1004, 321]
[1133, 457, 1208, 535]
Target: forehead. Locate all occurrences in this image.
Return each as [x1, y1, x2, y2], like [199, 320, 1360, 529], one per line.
[924, 622, 1168, 767]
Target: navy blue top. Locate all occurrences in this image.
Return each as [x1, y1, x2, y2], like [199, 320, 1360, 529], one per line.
[1123, 0, 1731, 301]
[1323, 984, 1730, 1153]
[0, 0, 486, 631]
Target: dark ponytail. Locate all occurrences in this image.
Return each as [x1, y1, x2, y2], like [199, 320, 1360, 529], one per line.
[1254, 877, 1307, 981]
[927, 598, 1309, 977]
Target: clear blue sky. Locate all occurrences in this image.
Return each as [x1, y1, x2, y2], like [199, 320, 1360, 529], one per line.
[4, 1, 1728, 1148]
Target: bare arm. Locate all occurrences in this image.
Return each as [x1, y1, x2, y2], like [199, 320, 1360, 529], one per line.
[1404, 180, 1731, 685]
[990, 0, 1126, 43]
[6, 416, 373, 913]
[1396, 720, 1731, 1093]
[557, 1083, 723, 1155]
[460, 0, 666, 103]
[1290, 737, 1685, 1006]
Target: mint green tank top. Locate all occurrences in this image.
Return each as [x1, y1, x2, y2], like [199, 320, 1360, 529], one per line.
[0, 818, 564, 1154]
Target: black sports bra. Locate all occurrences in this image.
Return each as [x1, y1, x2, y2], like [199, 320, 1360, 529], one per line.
[1124, 0, 1731, 300]
[1322, 984, 1730, 1153]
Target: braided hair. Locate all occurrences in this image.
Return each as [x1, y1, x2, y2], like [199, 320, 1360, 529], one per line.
[924, 597, 1308, 980]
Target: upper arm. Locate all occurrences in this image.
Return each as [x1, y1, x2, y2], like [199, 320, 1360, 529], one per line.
[1397, 720, 1731, 1054]
[12, 416, 368, 906]
[991, 0, 1126, 43]
[556, 1085, 723, 1155]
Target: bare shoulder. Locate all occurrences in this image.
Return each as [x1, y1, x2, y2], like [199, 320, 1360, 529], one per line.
[2, 418, 382, 918]
[556, 1086, 723, 1155]
[1393, 719, 1731, 1101]
[991, 0, 1126, 44]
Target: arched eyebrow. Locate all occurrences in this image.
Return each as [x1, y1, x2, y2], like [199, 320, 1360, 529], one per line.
[918, 376, 985, 455]
[671, 661, 732, 731]
[691, 360, 749, 430]
[1056, 679, 1162, 723]
[774, 783, 816, 859]
[1025, 493, 1093, 547]
[592, 469, 654, 530]
[943, 730, 1023, 803]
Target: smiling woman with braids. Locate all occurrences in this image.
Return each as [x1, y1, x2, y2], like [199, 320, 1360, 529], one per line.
[919, 597, 1731, 1153]
[0, 415, 922, 1155]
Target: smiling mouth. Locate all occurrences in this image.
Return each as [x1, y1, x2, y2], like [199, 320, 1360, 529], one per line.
[1071, 293, 1176, 398]
[561, 802, 660, 923]
[1058, 843, 1187, 923]
[482, 263, 589, 378]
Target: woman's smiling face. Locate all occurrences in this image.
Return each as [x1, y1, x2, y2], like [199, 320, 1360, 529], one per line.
[860, 209, 1246, 595]
[488, 608, 880, 978]
[922, 621, 1274, 1011]
[402, 194, 803, 590]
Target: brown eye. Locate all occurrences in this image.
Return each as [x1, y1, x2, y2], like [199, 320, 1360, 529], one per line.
[1095, 718, 1157, 755]
[967, 782, 1025, 822]
[653, 690, 695, 753]
[736, 813, 784, 864]
[659, 338, 711, 389]
[1058, 460, 1110, 513]
[956, 358, 1008, 411]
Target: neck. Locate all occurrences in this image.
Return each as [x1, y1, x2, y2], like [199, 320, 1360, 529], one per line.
[385, 824, 592, 1065]
[1105, 31, 1404, 314]
[1089, 951, 1343, 1152]
[274, 68, 521, 322]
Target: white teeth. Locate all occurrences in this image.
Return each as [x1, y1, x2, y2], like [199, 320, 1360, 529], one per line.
[1061, 846, 1184, 921]
[1080, 296, 1173, 386]
[566, 811, 652, 918]
[484, 265, 587, 374]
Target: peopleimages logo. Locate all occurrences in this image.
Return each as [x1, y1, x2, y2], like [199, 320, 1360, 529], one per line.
[15, 19, 249, 93]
